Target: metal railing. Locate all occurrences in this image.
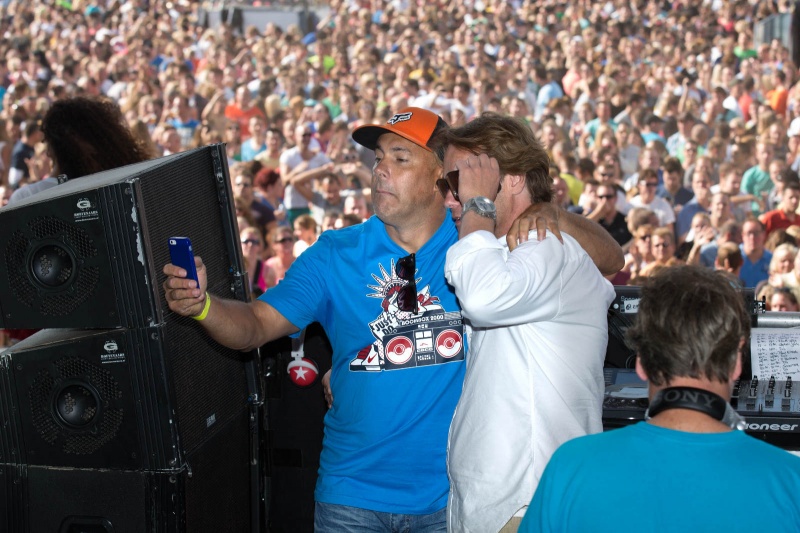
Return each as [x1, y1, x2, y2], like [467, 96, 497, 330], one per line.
[754, 13, 793, 49]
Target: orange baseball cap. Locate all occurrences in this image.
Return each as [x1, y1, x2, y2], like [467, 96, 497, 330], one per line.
[352, 107, 447, 153]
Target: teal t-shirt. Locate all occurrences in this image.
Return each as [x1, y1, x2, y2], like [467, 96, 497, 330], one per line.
[520, 422, 800, 532]
[741, 165, 772, 214]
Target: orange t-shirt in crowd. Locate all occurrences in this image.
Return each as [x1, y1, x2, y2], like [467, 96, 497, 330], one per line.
[760, 209, 797, 236]
[224, 105, 265, 138]
[767, 87, 788, 117]
[738, 92, 753, 122]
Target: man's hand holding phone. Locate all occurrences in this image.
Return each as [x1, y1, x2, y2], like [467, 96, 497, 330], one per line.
[164, 237, 209, 318]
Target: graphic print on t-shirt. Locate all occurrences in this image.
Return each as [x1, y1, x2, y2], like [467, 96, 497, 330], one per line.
[349, 258, 465, 371]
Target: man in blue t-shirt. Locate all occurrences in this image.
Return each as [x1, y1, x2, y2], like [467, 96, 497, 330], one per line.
[164, 108, 622, 532]
[739, 218, 772, 288]
[166, 95, 199, 150]
[520, 266, 800, 532]
[166, 109, 462, 531]
[9, 120, 42, 187]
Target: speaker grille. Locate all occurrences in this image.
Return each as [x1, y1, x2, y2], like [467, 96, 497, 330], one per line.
[138, 147, 248, 454]
[6, 230, 37, 307]
[5, 216, 100, 316]
[185, 411, 251, 532]
[28, 356, 123, 455]
[29, 216, 97, 256]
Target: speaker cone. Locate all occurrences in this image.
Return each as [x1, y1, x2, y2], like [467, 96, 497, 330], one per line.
[53, 381, 101, 429]
[29, 243, 75, 288]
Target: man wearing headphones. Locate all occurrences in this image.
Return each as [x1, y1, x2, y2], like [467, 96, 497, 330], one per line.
[520, 266, 800, 532]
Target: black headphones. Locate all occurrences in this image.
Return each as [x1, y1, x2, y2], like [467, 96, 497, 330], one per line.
[645, 387, 747, 430]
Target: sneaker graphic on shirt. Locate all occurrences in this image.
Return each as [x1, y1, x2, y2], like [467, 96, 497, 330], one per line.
[349, 345, 383, 371]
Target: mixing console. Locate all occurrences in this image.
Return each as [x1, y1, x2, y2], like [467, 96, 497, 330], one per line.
[603, 369, 800, 450]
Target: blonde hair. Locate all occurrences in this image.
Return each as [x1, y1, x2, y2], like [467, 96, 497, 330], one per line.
[293, 214, 318, 232]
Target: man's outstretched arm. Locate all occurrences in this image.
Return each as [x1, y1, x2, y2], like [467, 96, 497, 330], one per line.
[506, 203, 625, 276]
[163, 256, 299, 351]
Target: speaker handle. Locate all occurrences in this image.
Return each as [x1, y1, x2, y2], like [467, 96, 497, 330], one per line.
[59, 516, 115, 533]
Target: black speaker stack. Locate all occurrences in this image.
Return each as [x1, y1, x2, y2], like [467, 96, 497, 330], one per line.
[0, 145, 261, 532]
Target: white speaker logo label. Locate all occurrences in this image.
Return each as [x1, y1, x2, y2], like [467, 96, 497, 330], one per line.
[100, 339, 126, 363]
[73, 197, 99, 222]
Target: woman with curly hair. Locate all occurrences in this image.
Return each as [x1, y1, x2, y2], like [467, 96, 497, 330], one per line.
[9, 96, 152, 203]
[43, 96, 151, 180]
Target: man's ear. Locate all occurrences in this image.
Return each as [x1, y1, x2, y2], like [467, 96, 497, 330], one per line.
[635, 356, 649, 382]
[732, 338, 744, 382]
[505, 173, 527, 194]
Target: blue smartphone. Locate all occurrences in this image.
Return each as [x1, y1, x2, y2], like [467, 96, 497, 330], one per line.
[168, 236, 199, 285]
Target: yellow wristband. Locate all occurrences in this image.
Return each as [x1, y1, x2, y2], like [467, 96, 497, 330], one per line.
[192, 292, 211, 321]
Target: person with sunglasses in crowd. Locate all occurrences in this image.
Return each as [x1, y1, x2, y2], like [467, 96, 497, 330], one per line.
[240, 226, 276, 298]
[163, 108, 622, 532]
[628, 168, 676, 234]
[586, 182, 633, 246]
[265, 227, 297, 285]
[434, 113, 616, 533]
[280, 123, 333, 226]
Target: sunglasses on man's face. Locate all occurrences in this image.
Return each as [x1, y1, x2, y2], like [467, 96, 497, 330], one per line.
[395, 253, 418, 315]
[436, 169, 501, 203]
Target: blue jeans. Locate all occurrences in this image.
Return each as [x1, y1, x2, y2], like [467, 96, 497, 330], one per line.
[314, 502, 447, 533]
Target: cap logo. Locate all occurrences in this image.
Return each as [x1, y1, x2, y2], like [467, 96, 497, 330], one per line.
[387, 112, 413, 125]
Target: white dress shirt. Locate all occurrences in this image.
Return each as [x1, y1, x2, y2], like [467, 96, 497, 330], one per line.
[444, 230, 614, 533]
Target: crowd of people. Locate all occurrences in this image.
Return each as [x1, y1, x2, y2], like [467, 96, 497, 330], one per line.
[0, 0, 797, 303]
[0, 0, 800, 531]
[2, 0, 800, 531]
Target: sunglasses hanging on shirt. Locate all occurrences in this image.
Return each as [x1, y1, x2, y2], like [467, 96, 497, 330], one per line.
[395, 253, 418, 315]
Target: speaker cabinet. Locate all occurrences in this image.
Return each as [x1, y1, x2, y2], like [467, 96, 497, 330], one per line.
[0, 408, 251, 532]
[0, 325, 252, 471]
[0, 145, 260, 531]
[0, 145, 244, 330]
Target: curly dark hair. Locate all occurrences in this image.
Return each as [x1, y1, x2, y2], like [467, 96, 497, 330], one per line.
[42, 96, 151, 179]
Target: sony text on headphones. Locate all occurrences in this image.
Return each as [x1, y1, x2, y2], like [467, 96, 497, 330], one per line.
[645, 387, 747, 431]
